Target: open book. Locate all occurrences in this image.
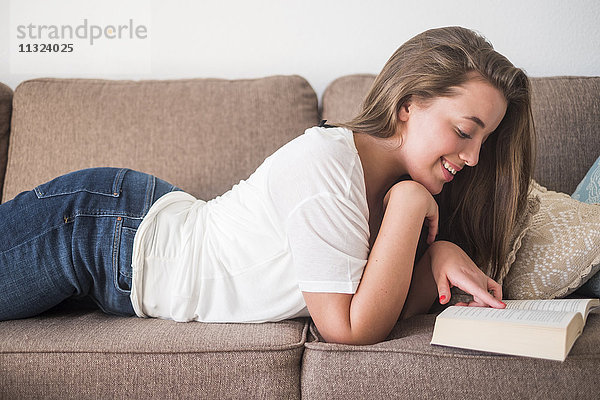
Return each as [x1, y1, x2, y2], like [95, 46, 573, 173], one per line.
[430, 298, 599, 361]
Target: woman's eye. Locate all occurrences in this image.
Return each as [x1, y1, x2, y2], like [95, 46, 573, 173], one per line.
[456, 129, 471, 139]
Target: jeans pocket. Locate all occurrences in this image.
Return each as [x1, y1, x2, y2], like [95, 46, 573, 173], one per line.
[35, 167, 128, 199]
[114, 225, 136, 294]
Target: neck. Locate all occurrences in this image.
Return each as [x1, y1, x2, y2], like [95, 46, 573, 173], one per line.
[353, 131, 406, 202]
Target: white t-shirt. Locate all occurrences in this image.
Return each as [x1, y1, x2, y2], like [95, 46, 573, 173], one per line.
[130, 126, 371, 323]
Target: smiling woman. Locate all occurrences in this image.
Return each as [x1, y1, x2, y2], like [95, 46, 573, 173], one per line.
[316, 26, 534, 343]
[338, 26, 534, 287]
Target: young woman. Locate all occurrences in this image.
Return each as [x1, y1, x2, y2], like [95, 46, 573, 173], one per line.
[0, 26, 534, 346]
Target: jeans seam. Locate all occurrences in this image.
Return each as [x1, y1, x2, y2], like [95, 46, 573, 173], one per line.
[112, 216, 129, 295]
[67, 210, 146, 220]
[34, 188, 121, 198]
[0, 222, 69, 255]
[120, 227, 136, 279]
[113, 168, 128, 195]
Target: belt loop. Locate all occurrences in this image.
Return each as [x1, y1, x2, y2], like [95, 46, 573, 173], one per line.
[112, 168, 129, 197]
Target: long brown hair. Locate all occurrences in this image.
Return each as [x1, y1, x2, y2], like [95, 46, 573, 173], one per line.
[338, 26, 535, 279]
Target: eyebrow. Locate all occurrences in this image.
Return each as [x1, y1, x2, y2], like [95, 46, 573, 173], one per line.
[462, 116, 485, 129]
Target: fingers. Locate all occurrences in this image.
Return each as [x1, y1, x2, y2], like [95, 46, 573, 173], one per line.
[436, 280, 451, 305]
[455, 300, 486, 307]
[487, 277, 503, 301]
[474, 285, 506, 308]
[468, 298, 491, 307]
[427, 240, 506, 309]
[453, 287, 505, 309]
[457, 276, 505, 309]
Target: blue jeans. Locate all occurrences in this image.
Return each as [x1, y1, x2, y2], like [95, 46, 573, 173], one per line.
[0, 167, 180, 320]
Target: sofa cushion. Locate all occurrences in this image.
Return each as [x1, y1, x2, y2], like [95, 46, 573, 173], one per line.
[0, 304, 308, 399]
[322, 75, 600, 194]
[0, 82, 12, 199]
[530, 77, 600, 194]
[2, 76, 319, 203]
[302, 312, 600, 399]
[321, 74, 376, 125]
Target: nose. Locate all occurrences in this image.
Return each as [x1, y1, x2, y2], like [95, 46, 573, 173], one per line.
[459, 140, 482, 167]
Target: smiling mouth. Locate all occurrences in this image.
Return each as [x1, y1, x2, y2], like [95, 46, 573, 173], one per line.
[440, 158, 456, 183]
[442, 159, 457, 175]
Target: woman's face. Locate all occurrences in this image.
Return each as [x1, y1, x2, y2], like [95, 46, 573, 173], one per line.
[394, 77, 508, 195]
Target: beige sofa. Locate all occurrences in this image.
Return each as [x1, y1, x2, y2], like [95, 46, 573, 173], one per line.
[0, 75, 598, 399]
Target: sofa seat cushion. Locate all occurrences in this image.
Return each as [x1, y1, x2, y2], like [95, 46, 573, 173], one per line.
[0, 305, 309, 399]
[302, 312, 600, 399]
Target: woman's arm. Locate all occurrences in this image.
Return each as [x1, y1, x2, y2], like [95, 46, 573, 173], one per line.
[302, 180, 438, 345]
[303, 181, 505, 345]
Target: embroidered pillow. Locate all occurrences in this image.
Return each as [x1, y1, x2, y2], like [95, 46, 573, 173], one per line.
[502, 180, 600, 299]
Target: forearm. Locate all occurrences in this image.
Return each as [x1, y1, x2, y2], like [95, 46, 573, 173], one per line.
[347, 186, 429, 344]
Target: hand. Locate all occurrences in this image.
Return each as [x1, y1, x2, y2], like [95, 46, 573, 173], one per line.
[384, 181, 438, 245]
[427, 241, 505, 309]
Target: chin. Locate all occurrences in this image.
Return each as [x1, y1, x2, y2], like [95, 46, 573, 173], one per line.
[430, 186, 443, 195]
[409, 175, 443, 196]
[421, 179, 444, 195]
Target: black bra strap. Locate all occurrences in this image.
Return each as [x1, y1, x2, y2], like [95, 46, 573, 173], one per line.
[318, 119, 337, 128]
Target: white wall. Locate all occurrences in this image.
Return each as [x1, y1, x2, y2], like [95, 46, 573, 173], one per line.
[1, 0, 599, 102]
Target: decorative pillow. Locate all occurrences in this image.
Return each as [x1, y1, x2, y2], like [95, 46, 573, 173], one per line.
[503, 180, 600, 299]
[573, 156, 600, 297]
[572, 155, 600, 204]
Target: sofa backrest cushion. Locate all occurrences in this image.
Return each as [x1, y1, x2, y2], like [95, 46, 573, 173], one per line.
[322, 75, 600, 194]
[0, 83, 12, 199]
[2, 76, 318, 203]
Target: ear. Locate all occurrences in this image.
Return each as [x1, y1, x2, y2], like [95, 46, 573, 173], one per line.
[397, 101, 412, 122]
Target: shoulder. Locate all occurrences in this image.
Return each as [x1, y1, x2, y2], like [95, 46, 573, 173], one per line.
[266, 126, 367, 219]
[267, 126, 359, 182]
[281, 126, 357, 160]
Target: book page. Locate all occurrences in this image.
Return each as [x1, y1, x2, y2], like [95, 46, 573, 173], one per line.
[504, 299, 599, 321]
[439, 306, 575, 328]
